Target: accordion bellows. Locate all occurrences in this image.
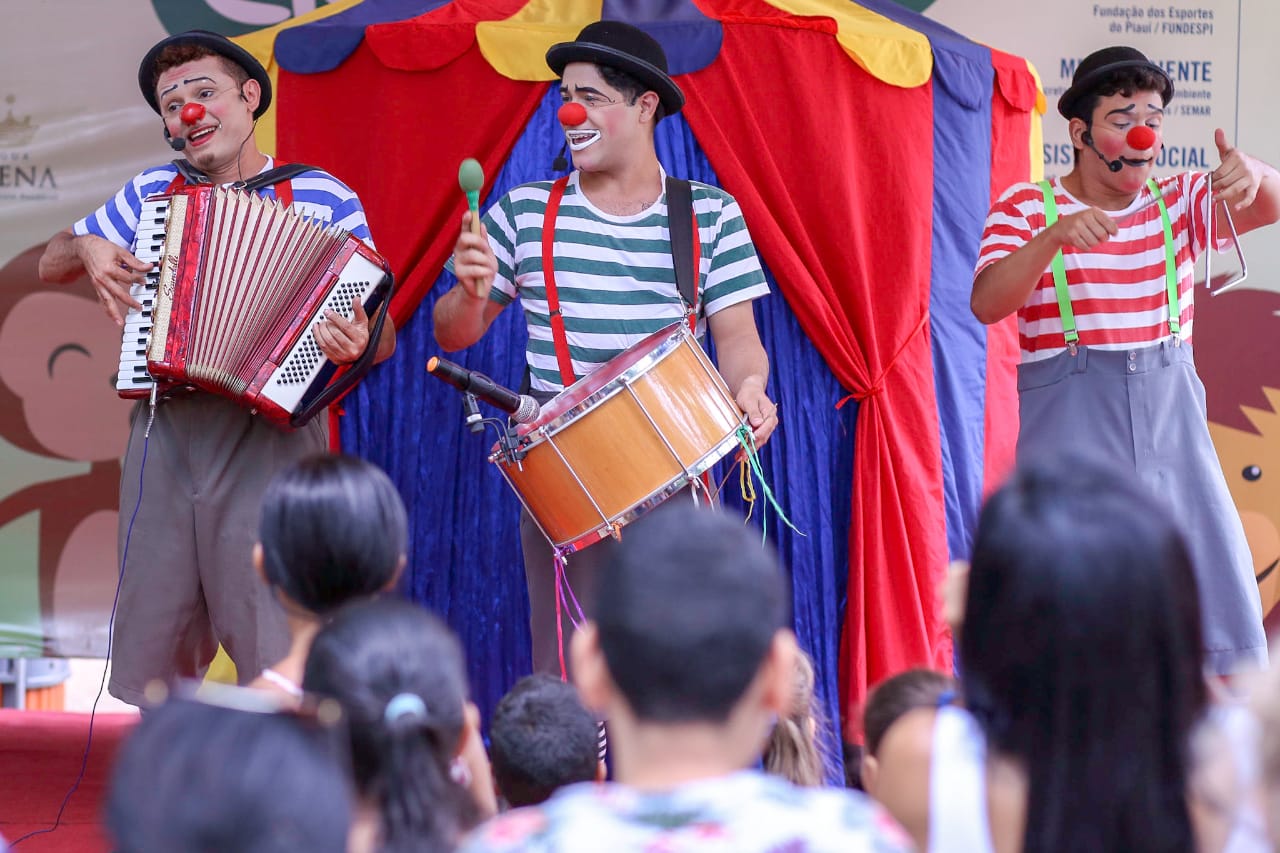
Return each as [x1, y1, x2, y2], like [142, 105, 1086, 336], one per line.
[119, 184, 393, 428]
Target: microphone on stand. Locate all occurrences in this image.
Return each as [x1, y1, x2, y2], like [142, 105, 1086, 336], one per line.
[427, 356, 541, 424]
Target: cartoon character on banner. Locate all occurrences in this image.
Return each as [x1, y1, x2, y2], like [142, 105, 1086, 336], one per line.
[0, 244, 134, 655]
[1195, 286, 1280, 634]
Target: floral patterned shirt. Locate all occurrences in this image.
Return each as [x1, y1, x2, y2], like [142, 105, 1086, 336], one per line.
[458, 771, 914, 853]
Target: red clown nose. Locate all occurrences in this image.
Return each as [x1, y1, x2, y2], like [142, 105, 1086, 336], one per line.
[1126, 125, 1157, 150]
[558, 102, 587, 127]
[180, 102, 206, 125]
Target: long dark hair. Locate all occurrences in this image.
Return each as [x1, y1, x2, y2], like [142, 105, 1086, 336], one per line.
[960, 455, 1207, 853]
[302, 598, 478, 853]
[258, 453, 407, 614]
[107, 699, 351, 853]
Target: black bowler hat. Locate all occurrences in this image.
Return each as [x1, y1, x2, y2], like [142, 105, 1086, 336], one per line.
[1058, 45, 1173, 119]
[546, 20, 685, 116]
[138, 30, 272, 119]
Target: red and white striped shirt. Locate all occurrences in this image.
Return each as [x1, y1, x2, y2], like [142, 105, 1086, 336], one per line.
[976, 173, 1210, 362]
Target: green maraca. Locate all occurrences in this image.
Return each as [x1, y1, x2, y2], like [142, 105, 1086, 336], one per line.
[458, 158, 484, 234]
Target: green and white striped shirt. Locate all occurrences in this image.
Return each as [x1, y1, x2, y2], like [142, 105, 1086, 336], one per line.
[475, 170, 769, 394]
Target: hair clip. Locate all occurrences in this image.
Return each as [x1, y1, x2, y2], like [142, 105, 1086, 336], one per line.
[384, 692, 427, 723]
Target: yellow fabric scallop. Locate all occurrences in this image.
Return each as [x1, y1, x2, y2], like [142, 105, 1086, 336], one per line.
[476, 0, 601, 81]
[1025, 58, 1046, 182]
[759, 0, 932, 89]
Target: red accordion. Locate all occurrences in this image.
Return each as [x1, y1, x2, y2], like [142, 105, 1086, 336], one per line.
[118, 184, 393, 428]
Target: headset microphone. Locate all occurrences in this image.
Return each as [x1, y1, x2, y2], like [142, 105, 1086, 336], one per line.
[1082, 130, 1123, 173]
[164, 126, 186, 152]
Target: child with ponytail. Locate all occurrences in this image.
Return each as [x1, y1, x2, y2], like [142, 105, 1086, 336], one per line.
[303, 598, 496, 852]
[762, 648, 830, 786]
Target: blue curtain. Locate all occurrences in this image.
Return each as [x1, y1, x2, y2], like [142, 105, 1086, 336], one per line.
[863, 0, 994, 562]
[342, 86, 856, 782]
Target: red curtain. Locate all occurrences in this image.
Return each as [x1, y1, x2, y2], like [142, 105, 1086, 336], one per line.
[981, 48, 1037, 495]
[681, 14, 950, 715]
[277, 0, 545, 329]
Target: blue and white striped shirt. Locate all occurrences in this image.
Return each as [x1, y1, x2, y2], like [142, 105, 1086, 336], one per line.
[72, 158, 372, 253]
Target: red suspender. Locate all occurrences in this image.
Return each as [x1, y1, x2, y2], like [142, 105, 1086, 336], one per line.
[541, 176, 702, 387]
[542, 176, 578, 388]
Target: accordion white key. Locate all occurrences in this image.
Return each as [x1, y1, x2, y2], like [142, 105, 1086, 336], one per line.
[118, 184, 393, 428]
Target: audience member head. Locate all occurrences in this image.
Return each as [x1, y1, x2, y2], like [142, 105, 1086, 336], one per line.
[856, 667, 956, 844]
[960, 453, 1207, 851]
[763, 648, 829, 786]
[862, 668, 955, 761]
[303, 598, 479, 853]
[256, 453, 407, 616]
[106, 696, 351, 853]
[572, 504, 794, 768]
[490, 674, 601, 807]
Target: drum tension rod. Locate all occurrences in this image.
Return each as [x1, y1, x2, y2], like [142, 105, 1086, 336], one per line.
[496, 427, 528, 468]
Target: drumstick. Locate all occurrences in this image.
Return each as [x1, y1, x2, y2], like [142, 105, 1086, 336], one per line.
[459, 158, 484, 235]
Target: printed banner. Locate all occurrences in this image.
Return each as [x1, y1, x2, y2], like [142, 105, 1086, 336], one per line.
[0, 0, 336, 658]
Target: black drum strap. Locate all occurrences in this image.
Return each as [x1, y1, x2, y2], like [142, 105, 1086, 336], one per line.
[666, 176, 698, 318]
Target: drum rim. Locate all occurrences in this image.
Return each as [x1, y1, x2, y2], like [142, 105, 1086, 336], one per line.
[514, 322, 703, 447]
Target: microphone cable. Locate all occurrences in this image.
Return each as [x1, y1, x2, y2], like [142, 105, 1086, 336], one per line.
[8, 407, 155, 847]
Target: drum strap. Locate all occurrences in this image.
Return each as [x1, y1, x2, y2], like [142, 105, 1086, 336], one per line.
[665, 176, 702, 331]
[541, 174, 701, 388]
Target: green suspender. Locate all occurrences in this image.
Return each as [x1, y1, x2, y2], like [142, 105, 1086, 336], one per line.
[1039, 181, 1078, 347]
[1148, 178, 1180, 337]
[1038, 178, 1179, 351]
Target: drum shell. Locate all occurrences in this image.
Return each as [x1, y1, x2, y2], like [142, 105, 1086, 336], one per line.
[494, 326, 743, 551]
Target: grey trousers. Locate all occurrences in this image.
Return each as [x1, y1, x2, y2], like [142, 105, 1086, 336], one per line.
[519, 488, 705, 675]
[1017, 341, 1265, 674]
[110, 393, 326, 705]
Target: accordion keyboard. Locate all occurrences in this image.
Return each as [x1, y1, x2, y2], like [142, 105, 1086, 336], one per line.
[116, 196, 168, 395]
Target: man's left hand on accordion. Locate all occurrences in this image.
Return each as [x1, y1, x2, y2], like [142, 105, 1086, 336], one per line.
[314, 297, 396, 365]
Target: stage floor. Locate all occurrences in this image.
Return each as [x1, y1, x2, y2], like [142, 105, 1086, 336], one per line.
[0, 709, 136, 852]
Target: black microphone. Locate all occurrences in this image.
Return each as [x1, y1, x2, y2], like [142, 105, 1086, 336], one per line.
[164, 126, 186, 151]
[1082, 130, 1122, 173]
[427, 356, 541, 424]
[552, 141, 568, 172]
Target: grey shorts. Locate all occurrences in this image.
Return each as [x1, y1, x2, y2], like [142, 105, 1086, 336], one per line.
[109, 394, 326, 705]
[1017, 341, 1265, 673]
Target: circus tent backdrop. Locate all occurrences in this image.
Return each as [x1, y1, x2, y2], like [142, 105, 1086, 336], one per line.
[235, 0, 1042, 748]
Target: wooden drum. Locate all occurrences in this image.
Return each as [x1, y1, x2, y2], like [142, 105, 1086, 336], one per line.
[491, 322, 745, 553]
